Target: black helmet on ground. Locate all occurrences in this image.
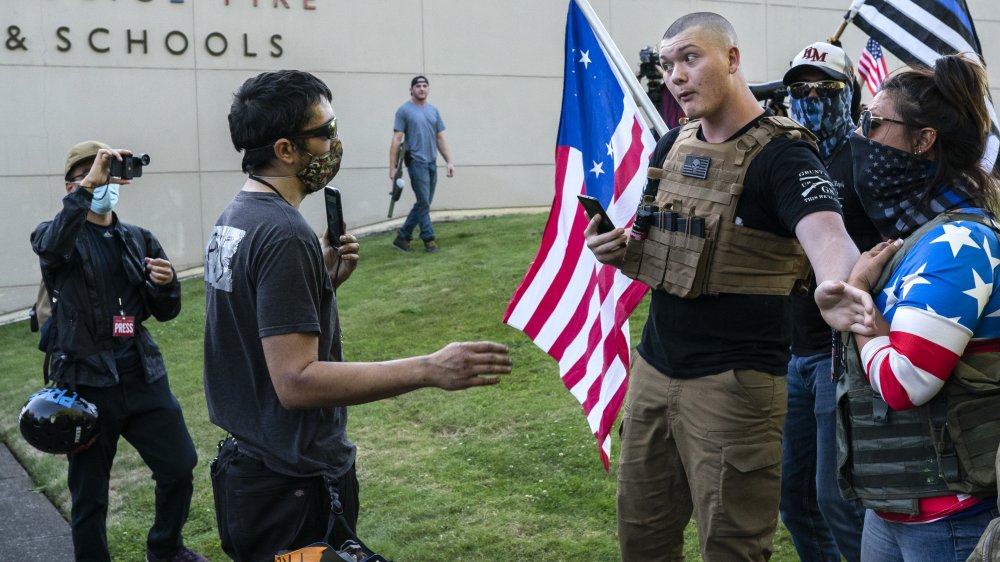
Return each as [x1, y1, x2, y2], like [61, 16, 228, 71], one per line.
[19, 387, 99, 454]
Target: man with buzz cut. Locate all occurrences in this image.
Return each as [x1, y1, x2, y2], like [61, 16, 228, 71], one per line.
[389, 75, 454, 253]
[584, 12, 875, 561]
[205, 69, 511, 561]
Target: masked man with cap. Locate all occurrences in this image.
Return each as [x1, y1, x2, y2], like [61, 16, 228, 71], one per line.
[389, 75, 454, 253]
[778, 41, 880, 562]
[31, 142, 206, 562]
[206, 70, 511, 561]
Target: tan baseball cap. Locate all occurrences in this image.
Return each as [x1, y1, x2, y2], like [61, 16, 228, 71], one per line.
[63, 140, 109, 180]
[783, 42, 854, 85]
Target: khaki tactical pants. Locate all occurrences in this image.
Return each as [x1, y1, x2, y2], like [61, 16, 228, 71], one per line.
[617, 354, 787, 561]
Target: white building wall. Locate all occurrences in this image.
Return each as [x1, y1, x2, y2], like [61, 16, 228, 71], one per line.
[2, 0, 998, 315]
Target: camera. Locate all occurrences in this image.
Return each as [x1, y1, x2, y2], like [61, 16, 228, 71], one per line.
[637, 46, 662, 82]
[109, 153, 150, 179]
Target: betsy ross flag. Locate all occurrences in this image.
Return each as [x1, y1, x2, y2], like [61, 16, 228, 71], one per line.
[503, 0, 655, 470]
[851, 0, 999, 169]
[858, 38, 890, 95]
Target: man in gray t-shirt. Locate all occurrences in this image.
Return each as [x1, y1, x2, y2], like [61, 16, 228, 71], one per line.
[205, 70, 511, 561]
[389, 75, 454, 253]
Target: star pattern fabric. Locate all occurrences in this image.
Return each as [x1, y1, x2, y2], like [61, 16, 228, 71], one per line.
[851, 136, 973, 239]
[866, 212, 1000, 410]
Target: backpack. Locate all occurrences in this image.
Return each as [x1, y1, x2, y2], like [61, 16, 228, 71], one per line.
[28, 281, 53, 353]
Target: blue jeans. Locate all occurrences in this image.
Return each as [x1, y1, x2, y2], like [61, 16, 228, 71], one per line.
[780, 353, 865, 562]
[861, 507, 1000, 562]
[399, 161, 437, 241]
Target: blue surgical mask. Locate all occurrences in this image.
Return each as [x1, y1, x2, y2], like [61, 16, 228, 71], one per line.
[89, 184, 120, 214]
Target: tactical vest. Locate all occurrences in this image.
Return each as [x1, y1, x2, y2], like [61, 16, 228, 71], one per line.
[621, 116, 814, 298]
[836, 211, 1000, 515]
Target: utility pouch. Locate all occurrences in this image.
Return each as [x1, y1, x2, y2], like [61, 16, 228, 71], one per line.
[942, 354, 1000, 493]
[622, 116, 812, 298]
[660, 222, 714, 298]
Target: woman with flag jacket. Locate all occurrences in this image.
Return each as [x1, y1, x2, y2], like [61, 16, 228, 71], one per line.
[817, 54, 1000, 561]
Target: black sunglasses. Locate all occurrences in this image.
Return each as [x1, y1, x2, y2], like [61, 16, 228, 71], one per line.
[288, 116, 338, 141]
[859, 110, 907, 138]
[788, 80, 847, 99]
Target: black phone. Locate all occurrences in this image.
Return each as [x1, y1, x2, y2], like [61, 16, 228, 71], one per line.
[324, 186, 345, 247]
[577, 194, 616, 234]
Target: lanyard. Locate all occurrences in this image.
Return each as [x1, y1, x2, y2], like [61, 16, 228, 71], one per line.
[248, 175, 291, 206]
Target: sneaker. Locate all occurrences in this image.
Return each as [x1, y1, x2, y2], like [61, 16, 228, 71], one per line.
[392, 235, 412, 252]
[146, 547, 209, 562]
[424, 239, 439, 253]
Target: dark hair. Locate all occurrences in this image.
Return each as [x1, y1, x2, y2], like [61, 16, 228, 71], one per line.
[663, 12, 737, 47]
[882, 54, 998, 211]
[228, 70, 332, 173]
[411, 75, 429, 87]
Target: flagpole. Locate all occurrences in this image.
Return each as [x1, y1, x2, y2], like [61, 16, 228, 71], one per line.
[572, 0, 668, 136]
[829, 0, 866, 43]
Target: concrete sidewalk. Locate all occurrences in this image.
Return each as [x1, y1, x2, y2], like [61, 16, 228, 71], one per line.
[0, 443, 75, 560]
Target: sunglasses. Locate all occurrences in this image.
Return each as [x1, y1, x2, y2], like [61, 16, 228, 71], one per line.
[289, 116, 338, 141]
[859, 110, 907, 138]
[788, 80, 847, 99]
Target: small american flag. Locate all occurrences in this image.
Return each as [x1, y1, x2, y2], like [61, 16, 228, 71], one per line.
[858, 38, 890, 96]
[503, 0, 655, 471]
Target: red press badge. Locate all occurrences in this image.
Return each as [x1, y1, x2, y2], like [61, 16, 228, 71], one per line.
[112, 315, 135, 337]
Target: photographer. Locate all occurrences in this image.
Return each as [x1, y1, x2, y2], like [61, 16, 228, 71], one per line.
[637, 45, 685, 129]
[30, 142, 206, 562]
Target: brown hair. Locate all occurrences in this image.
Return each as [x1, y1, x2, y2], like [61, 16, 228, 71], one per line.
[881, 53, 998, 211]
[663, 12, 737, 48]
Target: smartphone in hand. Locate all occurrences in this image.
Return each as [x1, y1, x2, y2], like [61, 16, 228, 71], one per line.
[324, 186, 345, 247]
[577, 194, 616, 234]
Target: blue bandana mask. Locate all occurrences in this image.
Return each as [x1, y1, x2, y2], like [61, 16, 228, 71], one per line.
[790, 86, 854, 161]
[89, 184, 120, 214]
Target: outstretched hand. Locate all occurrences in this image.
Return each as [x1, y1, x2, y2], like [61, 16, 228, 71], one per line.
[426, 341, 513, 390]
[816, 239, 901, 336]
[815, 280, 877, 335]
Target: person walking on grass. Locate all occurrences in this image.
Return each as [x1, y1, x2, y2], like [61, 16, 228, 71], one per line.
[389, 75, 454, 253]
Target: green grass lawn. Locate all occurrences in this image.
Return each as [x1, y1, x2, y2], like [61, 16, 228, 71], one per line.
[0, 213, 797, 561]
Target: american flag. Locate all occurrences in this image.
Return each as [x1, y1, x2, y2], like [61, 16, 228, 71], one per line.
[852, 0, 999, 170]
[858, 38, 889, 96]
[863, 211, 1000, 522]
[503, 0, 655, 471]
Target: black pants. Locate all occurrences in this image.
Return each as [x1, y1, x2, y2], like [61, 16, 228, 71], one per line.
[210, 437, 361, 562]
[67, 369, 198, 562]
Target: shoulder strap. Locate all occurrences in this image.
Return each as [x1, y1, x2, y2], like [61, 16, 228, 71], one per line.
[38, 273, 59, 386]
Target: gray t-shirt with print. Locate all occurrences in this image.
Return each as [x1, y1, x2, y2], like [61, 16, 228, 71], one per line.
[203, 190, 355, 479]
[394, 100, 446, 164]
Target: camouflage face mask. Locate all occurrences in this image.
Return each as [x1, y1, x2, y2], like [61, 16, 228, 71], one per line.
[297, 138, 343, 193]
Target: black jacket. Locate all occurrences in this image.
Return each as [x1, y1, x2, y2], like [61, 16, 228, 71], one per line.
[30, 188, 181, 388]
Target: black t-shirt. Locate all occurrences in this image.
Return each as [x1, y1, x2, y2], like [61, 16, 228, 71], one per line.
[203, 191, 355, 479]
[636, 114, 842, 378]
[84, 221, 142, 372]
[789, 137, 882, 356]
